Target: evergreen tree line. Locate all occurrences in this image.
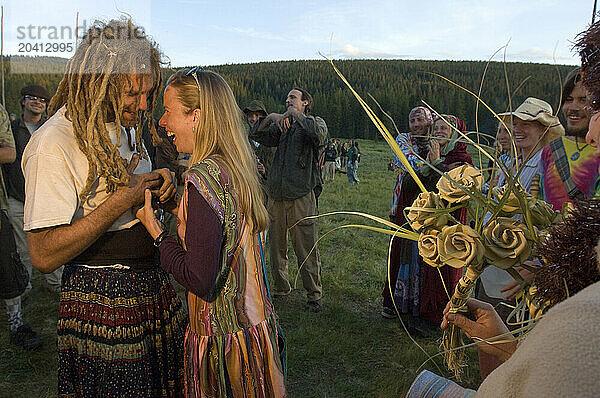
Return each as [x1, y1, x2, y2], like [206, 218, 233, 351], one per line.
[3, 56, 573, 142]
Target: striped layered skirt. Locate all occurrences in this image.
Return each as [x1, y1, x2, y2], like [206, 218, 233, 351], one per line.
[184, 313, 287, 398]
[57, 265, 188, 397]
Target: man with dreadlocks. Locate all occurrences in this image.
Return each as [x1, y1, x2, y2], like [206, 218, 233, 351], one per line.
[21, 19, 186, 397]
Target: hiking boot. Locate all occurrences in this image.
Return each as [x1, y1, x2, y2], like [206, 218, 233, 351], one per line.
[381, 306, 397, 319]
[10, 324, 42, 350]
[304, 300, 321, 313]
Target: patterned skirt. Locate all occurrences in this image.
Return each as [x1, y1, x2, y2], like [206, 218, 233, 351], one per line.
[57, 265, 188, 397]
[184, 313, 287, 398]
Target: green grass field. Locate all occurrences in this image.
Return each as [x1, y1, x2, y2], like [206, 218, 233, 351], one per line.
[0, 139, 480, 397]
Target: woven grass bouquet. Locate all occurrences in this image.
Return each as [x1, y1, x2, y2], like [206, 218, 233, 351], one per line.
[325, 57, 563, 379]
[405, 165, 558, 377]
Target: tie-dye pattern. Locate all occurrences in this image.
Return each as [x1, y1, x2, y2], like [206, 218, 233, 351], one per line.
[541, 138, 600, 210]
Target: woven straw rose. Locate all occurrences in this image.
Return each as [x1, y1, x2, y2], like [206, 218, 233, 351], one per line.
[436, 165, 483, 203]
[482, 217, 534, 270]
[418, 228, 442, 267]
[527, 199, 557, 229]
[407, 192, 449, 231]
[438, 224, 485, 269]
[491, 185, 524, 214]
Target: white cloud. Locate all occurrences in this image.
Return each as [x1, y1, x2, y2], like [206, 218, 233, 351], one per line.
[229, 27, 288, 42]
[335, 44, 407, 59]
[507, 47, 578, 64]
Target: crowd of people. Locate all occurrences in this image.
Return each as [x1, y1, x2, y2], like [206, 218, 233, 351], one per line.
[312, 137, 361, 184]
[402, 19, 600, 398]
[382, 65, 599, 338]
[0, 19, 293, 397]
[1, 13, 600, 398]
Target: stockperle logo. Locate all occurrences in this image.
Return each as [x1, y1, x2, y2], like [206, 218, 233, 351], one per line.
[15, 19, 146, 42]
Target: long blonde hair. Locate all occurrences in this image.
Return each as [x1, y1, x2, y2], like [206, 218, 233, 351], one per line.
[166, 69, 268, 232]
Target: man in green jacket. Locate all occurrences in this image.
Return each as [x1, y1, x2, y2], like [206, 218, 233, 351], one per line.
[250, 88, 327, 311]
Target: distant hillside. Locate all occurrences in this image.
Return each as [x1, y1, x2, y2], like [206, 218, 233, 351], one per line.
[0, 56, 66, 116]
[209, 60, 573, 140]
[0, 56, 573, 140]
[9, 55, 68, 74]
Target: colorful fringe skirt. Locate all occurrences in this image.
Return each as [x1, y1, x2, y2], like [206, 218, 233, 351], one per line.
[57, 265, 188, 397]
[184, 313, 287, 398]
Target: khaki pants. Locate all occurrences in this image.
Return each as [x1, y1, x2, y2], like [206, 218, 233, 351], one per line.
[322, 161, 335, 181]
[268, 191, 322, 301]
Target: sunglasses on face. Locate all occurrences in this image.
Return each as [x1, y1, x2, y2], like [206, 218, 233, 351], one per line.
[186, 66, 203, 92]
[24, 95, 47, 103]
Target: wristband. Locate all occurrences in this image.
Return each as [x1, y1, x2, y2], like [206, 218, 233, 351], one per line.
[153, 230, 169, 247]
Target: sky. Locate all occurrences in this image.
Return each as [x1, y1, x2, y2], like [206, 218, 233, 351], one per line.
[2, 0, 596, 67]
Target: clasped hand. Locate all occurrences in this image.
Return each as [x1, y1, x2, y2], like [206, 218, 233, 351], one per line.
[441, 299, 517, 363]
[427, 139, 441, 162]
[124, 154, 177, 206]
[270, 107, 300, 132]
[135, 189, 165, 239]
[120, 154, 176, 239]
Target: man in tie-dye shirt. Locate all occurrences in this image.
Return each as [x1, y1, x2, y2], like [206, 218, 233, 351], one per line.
[541, 67, 600, 210]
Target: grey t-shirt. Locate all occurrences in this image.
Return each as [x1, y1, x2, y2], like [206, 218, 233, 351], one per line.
[25, 120, 43, 135]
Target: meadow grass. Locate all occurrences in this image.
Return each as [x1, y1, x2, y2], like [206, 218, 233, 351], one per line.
[0, 139, 480, 397]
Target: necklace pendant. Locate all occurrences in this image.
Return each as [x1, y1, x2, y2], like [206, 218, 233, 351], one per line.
[571, 152, 580, 161]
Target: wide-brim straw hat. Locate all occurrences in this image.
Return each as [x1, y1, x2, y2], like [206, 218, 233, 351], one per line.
[499, 97, 565, 145]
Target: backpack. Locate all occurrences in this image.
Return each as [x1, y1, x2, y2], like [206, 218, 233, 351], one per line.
[0, 210, 29, 299]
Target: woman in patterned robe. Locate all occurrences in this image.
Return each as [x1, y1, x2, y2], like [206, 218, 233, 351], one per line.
[137, 68, 287, 397]
[382, 107, 431, 320]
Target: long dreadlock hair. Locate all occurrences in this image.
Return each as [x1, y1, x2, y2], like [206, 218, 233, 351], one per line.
[49, 18, 164, 200]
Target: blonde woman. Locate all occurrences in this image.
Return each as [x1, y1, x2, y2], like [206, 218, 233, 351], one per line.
[495, 97, 564, 192]
[136, 68, 287, 397]
[480, 98, 565, 303]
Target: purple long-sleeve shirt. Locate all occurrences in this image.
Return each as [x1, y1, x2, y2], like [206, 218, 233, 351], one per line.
[158, 184, 222, 301]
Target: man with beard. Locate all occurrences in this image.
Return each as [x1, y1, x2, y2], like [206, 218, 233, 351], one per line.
[21, 19, 186, 396]
[250, 88, 327, 312]
[2, 84, 63, 293]
[540, 67, 600, 210]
